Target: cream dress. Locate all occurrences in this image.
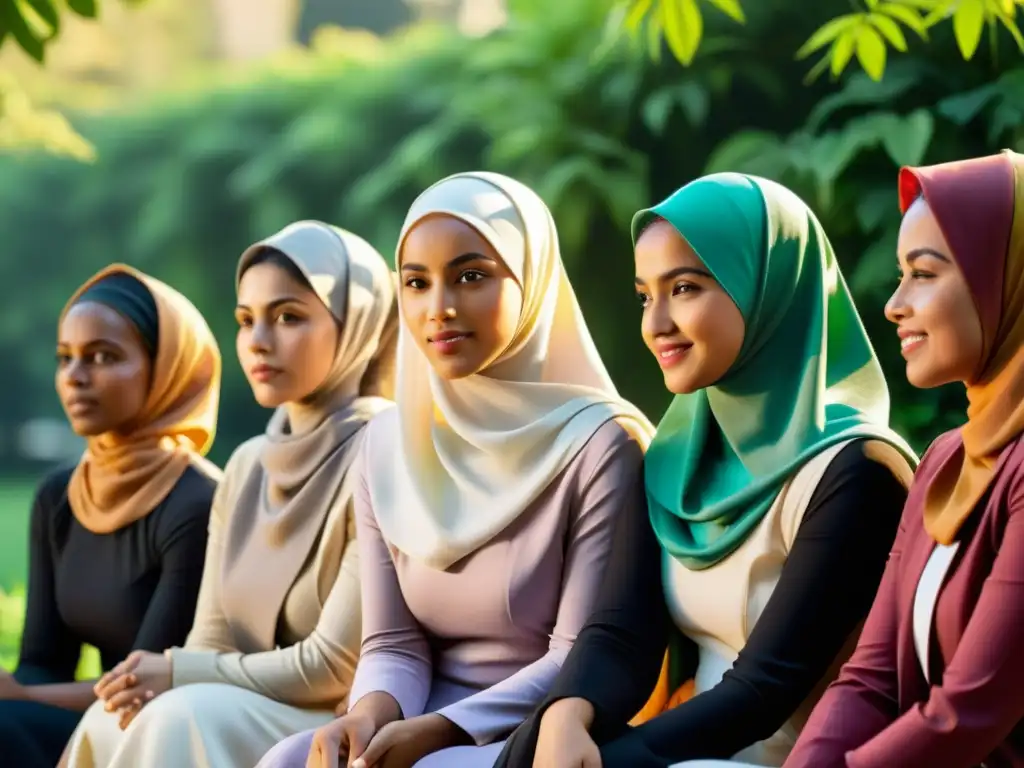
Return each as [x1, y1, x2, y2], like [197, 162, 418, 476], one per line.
[63, 438, 360, 768]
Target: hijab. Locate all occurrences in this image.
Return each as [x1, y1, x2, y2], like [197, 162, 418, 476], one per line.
[220, 221, 396, 652]
[369, 171, 655, 571]
[62, 264, 221, 534]
[898, 150, 1024, 544]
[637, 173, 916, 570]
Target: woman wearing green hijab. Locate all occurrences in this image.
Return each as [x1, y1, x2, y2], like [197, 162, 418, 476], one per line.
[495, 173, 917, 767]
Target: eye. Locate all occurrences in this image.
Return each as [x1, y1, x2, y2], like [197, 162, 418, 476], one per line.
[909, 269, 934, 280]
[672, 281, 699, 296]
[276, 312, 301, 325]
[635, 290, 650, 308]
[236, 314, 253, 328]
[56, 352, 71, 366]
[404, 277, 427, 290]
[91, 351, 115, 365]
[457, 269, 487, 284]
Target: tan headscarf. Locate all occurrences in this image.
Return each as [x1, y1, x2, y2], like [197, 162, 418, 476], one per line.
[219, 221, 396, 652]
[368, 171, 655, 570]
[899, 150, 1024, 543]
[63, 264, 222, 534]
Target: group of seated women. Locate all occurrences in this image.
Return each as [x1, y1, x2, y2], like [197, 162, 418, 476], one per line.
[0, 152, 1021, 768]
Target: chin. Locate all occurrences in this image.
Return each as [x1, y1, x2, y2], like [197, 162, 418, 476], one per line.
[663, 371, 699, 396]
[249, 385, 289, 409]
[904, 360, 954, 390]
[68, 420, 107, 437]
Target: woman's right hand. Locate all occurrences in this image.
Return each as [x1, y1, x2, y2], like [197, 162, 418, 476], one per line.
[307, 713, 378, 768]
[533, 698, 602, 768]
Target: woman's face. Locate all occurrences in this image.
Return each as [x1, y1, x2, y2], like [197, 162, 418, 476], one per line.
[55, 302, 152, 436]
[399, 214, 523, 380]
[634, 219, 745, 394]
[235, 261, 339, 407]
[885, 197, 983, 388]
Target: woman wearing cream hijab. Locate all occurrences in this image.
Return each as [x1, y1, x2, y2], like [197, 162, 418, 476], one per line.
[258, 171, 655, 768]
[61, 222, 398, 768]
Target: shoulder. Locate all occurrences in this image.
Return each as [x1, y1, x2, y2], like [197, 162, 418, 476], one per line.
[222, 435, 266, 479]
[28, 463, 76, 534]
[573, 417, 646, 490]
[34, 463, 76, 508]
[821, 438, 915, 490]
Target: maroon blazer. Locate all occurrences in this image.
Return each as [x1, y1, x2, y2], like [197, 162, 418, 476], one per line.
[785, 429, 1024, 768]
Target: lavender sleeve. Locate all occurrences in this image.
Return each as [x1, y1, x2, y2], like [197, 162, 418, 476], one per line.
[435, 427, 645, 745]
[345, 468, 433, 719]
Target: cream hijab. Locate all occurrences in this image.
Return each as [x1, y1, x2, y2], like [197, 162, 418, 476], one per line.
[369, 172, 655, 570]
[220, 221, 396, 652]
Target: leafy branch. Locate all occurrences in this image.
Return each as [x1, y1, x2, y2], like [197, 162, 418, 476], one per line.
[619, 0, 1024, 80]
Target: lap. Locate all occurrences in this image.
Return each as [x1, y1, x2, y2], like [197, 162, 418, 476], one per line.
[0, 697, 82, 767]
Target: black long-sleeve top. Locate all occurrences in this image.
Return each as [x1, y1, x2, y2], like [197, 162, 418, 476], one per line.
[15, 461, 217, 683]
[496, 439, 910, 768]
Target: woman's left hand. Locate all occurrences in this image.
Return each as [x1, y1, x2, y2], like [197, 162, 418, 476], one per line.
[351, 713, 469, 768]
[94, 650, 172, 729]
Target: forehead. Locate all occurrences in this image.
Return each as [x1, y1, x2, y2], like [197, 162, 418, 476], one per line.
[400, 215, 499, 266]
[634, 219, 704, 274]
[898, 197, 949, 253]
[59, 302, 136, 345]
[236, 261, 312, 303]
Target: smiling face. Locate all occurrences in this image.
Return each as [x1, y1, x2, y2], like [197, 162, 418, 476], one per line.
[235, 255, 340, 408]
[55, 302, 152, 436]
[398, 214, 523, 380]
[885, 196, 983, 388]
[633, 218, 745, 394]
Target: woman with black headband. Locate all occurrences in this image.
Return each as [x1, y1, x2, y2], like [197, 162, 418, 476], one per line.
[0, 265, 222, 768]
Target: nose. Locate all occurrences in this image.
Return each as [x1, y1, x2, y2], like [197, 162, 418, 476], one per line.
[427, 284, 456, 322]
[884, 280, 910, 325]
[62, 358, 89, 388]
[642, 295, 675, 340]
[248, 319, 272, 353]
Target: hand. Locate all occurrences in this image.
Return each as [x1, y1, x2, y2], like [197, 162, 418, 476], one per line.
[352, 714, 469, 768]
[307, 713, 377, 768]
[94, 651, 172, 729]
[534, 701, 601, 768]
[0, 669, 25, 701]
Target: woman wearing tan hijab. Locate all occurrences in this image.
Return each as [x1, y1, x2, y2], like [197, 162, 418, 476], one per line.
[259, 172, 654, 768]
[61, 221, 398, 768]
[0, 266, 222, 768]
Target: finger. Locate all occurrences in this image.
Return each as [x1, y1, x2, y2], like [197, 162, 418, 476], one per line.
[307, 729, 341, 768]
[349, 726, 389, 768]
[97, 671, 138, 702]
[105, 683, 146, 713]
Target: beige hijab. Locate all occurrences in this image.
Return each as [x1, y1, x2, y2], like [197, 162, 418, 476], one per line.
[369, 172, 655, 570]
[219, 221, 396, 652]
[63, 264, 221, 534]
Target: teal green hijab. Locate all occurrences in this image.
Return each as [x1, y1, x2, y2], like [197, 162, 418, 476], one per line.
[634, 173, 916, 570]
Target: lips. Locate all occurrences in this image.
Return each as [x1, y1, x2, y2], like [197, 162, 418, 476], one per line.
[250, 364, 282, 382]
[428, 330, 473, 355]
[898, 330, 927, 357]
[65, 397, 98, 415]
[654, 342, 692, 370]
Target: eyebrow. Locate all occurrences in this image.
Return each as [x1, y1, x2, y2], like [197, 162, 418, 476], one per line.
[904, 247, 951, 264]
[634, 266, 714, 286]
[402, 252, 497, 272]
[235, 296, 307, 312]
[55, 339, 125, 351]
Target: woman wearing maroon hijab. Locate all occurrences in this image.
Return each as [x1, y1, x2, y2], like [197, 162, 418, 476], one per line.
[785, 151, 1024, 767]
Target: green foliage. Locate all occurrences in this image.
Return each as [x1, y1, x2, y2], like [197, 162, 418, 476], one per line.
[0, 0, 1012, 471]
[618, 0, 1024, 81]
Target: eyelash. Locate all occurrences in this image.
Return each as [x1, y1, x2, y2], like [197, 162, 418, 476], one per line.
[635, 281, 699, 308]
[404, 269, 488, 290]
[56, 351, 116, 366]
[897, 270, 934, 282]
[236, 312, 303, 328]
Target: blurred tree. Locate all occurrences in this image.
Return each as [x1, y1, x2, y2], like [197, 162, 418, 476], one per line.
[615, 0, 1024, 82]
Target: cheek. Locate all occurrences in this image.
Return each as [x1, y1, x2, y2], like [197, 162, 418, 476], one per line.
[100, 366, 149, 411]
[471, 281, 522, 349]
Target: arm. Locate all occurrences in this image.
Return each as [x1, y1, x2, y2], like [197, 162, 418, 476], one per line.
[12, 478, 96, 712]
[130, 492, 210, 653]
[602, 441, 909, 766]
[169, 500, 361, 707]
[837, 468, 1024, 767]
[436, 428, 649, 747]
[342, 467, 433, 720]
[179, 452, 246, 654]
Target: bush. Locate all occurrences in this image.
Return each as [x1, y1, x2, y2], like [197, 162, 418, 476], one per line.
[0, 0, 1017, 470]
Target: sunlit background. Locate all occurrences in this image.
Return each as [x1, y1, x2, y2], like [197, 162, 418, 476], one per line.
[0, 0, 1019, 672]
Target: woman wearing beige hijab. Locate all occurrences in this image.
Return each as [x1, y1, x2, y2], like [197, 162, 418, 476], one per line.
[258, 172, 655, 768]
[61, 222, 399, 768]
